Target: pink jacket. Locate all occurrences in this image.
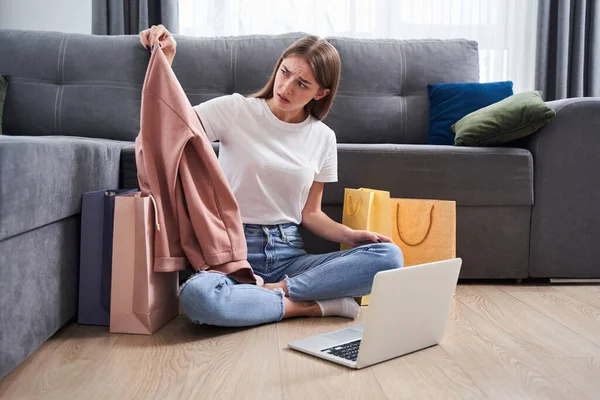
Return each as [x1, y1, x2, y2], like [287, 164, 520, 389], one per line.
[134, 46, 259, 285]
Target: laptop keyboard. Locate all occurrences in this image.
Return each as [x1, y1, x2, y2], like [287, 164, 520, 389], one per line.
[321, 339, 361, 362]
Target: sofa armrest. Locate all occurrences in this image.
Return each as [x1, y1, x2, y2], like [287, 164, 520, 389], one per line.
[519, 97, 600, 155]
[0, 135, 130, 242]
[516, 97, 600, 277]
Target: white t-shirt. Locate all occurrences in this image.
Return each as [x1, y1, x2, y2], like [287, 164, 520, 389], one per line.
[193, 93, 338, 225]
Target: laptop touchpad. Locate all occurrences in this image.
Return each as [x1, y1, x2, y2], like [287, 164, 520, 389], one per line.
[323, 328, 362, 343]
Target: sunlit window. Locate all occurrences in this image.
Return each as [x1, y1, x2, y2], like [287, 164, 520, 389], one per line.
[179, 0, 538, 92]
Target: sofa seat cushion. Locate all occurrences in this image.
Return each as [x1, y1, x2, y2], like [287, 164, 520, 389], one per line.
[324, 144, 533, 206]
[122, 142, 532, 207]
[0, 135, 130, 241]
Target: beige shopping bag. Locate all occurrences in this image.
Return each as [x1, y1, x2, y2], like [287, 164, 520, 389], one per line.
[109, 192, 179, 334]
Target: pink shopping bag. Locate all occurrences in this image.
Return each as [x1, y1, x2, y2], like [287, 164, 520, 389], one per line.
[109, 192, 179, 334]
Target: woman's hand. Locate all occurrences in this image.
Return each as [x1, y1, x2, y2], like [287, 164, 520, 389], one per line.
[344, 229, 393, 248]
[139, 24, 177, 66]
[254, 274, 265, 287]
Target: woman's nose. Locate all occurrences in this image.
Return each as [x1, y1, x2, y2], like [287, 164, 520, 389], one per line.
[281, 80, 292, 95]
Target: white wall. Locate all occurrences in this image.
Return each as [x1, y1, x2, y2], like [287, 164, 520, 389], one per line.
[0, 0, 92, 34]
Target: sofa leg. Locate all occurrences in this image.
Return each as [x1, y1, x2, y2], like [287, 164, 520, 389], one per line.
[516, 278, 523, 284]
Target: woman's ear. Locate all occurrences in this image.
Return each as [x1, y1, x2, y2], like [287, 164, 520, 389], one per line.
[314, 88, 331, 101]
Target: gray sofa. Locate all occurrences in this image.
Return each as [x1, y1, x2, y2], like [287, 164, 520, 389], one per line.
[1, 28, 599, 380]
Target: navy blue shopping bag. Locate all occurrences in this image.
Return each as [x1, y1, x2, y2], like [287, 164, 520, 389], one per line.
[78, 188, 139, 326]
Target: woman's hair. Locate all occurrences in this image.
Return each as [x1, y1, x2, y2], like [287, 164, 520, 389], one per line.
[250, 35, 341, 120]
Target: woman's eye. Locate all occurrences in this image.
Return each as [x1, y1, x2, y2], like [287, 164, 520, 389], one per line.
[280, 69, 288, 75]
[298, 82, 306, 88]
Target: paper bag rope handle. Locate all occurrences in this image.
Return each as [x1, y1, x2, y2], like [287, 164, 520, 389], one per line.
[395, 203, 434, 246]
[148, 194, 161, 232]
[345, 194, 362, 216]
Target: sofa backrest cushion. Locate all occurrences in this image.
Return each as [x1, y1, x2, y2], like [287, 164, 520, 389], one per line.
[0, 29, 479, 144]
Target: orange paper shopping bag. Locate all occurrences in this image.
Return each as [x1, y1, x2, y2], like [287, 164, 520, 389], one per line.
[109, 192, 179, 334]
[390, 198, 456, 267]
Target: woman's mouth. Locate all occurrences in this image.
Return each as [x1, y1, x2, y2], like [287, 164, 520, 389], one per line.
[278, 94, 290, 104]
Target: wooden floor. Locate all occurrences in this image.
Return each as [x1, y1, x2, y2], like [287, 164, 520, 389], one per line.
[1, 283, 600, 400]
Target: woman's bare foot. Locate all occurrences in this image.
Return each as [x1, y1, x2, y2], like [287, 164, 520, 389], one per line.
[265, 280, 322, 318]
[283, 297, 322, 318]
[264, 281, 289, 296]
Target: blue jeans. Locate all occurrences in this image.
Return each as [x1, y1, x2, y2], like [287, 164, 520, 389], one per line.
[179, 223, 404, 327]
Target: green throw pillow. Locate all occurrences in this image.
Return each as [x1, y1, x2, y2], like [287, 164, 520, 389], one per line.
[0, 74, 9, 135]
[452, 91, 556, 146]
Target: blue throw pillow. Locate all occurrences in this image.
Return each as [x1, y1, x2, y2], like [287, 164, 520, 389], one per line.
[427, 81, 514, 145]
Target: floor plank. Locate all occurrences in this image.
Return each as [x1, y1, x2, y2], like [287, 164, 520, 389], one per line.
[0, 323, 78, 397]
[455, 285, 600, 357]
[539, 357, 600, 400]
[553, 284, 600, 309]
[176, 316, 283, 400]
[0, 324, 120, 400]
[370, 345, 488, 400]
[473, 377, 593, 400]
[501, 286, 600, 346]
[66, 318, 193, 400]
[439, 299, 556, 379]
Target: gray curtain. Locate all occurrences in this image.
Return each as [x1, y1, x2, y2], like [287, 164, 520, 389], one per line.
[535, 0, 600, 100]
[92, 0, 179, 35]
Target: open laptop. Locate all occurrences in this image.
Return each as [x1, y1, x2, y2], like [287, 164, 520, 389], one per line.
[288, 258, 462, 369]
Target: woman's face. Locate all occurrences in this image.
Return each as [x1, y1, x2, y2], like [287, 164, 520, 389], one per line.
[271, 55, 330, 116]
